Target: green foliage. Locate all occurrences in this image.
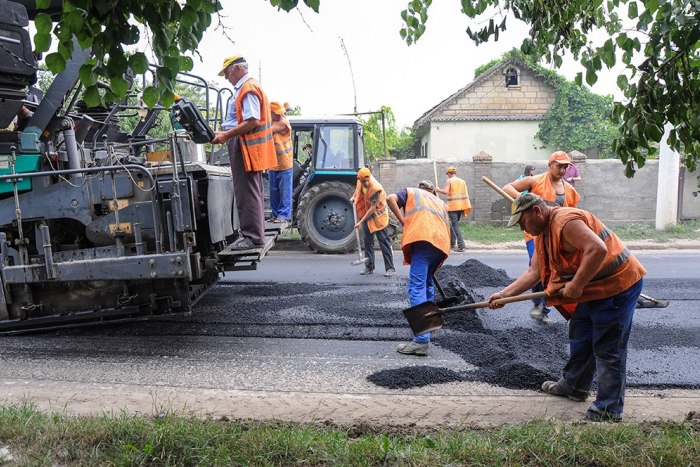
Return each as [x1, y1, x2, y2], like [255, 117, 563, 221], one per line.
[398, 0, 700, 176]
[537, 81, 618, 158]
[33, 0, 223, 109]
[473, 58, 500, 79]
[361, 106, 417, 161]
[1, 404, 699, 465]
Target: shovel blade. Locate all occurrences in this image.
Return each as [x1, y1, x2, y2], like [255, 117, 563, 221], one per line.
[403, 301, 444, 336]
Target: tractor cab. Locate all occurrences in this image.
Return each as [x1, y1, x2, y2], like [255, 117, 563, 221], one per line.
[287, 116, 365, 253]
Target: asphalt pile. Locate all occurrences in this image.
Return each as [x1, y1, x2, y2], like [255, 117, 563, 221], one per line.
[368, 258, 569, 391]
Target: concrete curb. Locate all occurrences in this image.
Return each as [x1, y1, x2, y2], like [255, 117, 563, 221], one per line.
[274, 238, 700, 253]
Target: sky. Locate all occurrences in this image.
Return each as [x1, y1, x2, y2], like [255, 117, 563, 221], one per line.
[187, 0, 624, 129]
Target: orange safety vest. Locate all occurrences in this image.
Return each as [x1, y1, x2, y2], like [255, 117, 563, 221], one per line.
[235, 79, 277, 172]
[536, 207, 647, 318]
[353, 176, 389, 233]
[446, 176, 472, 215]
[400, 188, 451, 265]
[271, 116, 293, 171]
[523, 172, 580, 242]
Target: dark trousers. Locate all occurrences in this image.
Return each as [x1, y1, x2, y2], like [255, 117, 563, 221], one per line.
[228, 138, 265, 245]
[362, 223, 394, 272]
[559, 278, 643, 416]
[448, 210, 465, 248]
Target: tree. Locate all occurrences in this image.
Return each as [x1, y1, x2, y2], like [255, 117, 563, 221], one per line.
[396, 0, 700, 175]
[361, 106, 416, 161]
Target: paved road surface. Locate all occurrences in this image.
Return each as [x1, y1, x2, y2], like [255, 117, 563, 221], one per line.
[1, 249, 698, 428]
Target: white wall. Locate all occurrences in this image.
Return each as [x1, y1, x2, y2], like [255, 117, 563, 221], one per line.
[425, 121, 555, 161]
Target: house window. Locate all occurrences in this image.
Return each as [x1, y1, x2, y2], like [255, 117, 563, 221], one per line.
[505, 67, 519, 87]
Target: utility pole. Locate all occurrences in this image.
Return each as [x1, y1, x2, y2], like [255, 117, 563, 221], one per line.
[339, 37, 358, 114]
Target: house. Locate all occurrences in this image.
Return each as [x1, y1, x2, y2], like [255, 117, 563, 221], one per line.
[413, 57, 559, 161]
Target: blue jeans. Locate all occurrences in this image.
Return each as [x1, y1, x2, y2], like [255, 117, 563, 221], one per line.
[269, 168, 293, 220]
[361, 223, 394, 272]
[408, 242, 446, 343]
[526, 239, 546, 308]
[448, 211, 465, 248]
[559, 278, 643, 416]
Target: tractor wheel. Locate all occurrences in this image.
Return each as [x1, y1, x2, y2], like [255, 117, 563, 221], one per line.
[297, 181, 356, 254]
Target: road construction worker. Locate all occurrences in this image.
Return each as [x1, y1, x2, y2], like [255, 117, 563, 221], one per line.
[350, 168, 395, 277]
[386, 180, 450, 356]
[435, 166, 472, 252]
[502, 151, 580, 324]
[488, 193, 646, 422]
[211, 54, 276, 250]
[268, 101, 293, 222]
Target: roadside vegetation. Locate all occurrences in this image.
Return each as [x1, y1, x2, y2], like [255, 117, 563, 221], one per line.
[278, 220, 700, 247]
[460, 219, 700, 244]
[0, 404, 698, 465]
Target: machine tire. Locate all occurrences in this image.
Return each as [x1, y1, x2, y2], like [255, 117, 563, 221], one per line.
[297, 181, 356, 254]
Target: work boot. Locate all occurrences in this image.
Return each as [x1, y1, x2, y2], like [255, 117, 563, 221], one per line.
[585, 406, 622, 422]
[541, 313, 554, 325]
[529, 304, 544, 320]
[397, 341, 429, 356]
[456, 245, 465, 252]
[360, 267, 373, 275]
[541, 380, 589, 402]
[384, 268, 396, 277]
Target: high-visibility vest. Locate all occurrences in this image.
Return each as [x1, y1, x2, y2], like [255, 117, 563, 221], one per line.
[523, 172, 580, 241]
[446, 176, 472, 215]
[271, 116, 293, 171]
[536, 207, 647, 318]
[235, 79, 277, 172]
[401, 188, 451, 265]
[353, 176, 389, 233]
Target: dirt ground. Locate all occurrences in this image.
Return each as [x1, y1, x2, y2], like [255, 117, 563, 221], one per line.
[3, 378, 698, 429]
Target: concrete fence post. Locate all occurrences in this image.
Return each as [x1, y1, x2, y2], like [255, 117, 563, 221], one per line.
[376, 158, 397, 194]
[569, 150, 587, 208]
[472, 152, 493, 225]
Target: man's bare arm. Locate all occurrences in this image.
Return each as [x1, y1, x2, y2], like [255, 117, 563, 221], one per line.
[212, 118, 260, 144]
[502, 176, 533, 199]
[386, 194, 404, 225]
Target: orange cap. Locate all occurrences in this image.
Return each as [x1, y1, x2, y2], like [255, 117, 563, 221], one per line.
[270, 101, 285, 116]
[446, 166, 457, 174]
[548, 151, 571, 165]
[357, 168, 371, 179]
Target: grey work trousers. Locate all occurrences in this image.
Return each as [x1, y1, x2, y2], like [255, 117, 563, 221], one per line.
[362, 223, 395, 272]
[228, 138, 265, 245]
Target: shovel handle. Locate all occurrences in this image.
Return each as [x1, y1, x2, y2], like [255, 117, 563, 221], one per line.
[481, 176, 515, 203]
[426, 291, 548, 317]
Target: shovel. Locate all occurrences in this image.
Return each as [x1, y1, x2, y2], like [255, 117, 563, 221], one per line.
[637, 293, 670, 308]
[403, 291, 548, 335]
[351, 202, 369, 266]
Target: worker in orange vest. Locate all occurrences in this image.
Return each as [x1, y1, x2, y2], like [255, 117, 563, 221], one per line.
[386, 180, 451, 356]
[211, 54, 276, 250]
[350, 168, 396, 276]
[435, 166, 472, 252]
[488, 193, 646, 422]
[268, 101, 293, 222]
[502, 151, 580, 324]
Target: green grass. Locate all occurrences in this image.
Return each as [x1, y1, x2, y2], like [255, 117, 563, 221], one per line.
[457, 219, 700, 245]
[608, 219, 700, 243]
[0, 404, 698, 466]
[279, 220, 700, 247]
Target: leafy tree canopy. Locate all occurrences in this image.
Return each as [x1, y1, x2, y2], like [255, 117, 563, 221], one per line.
[362, 106, 416, 161]
[33, 1, 698, 175]
[396, 0, 700, 175]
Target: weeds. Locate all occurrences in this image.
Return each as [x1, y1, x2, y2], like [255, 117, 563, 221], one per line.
[0, 404, 698, 466]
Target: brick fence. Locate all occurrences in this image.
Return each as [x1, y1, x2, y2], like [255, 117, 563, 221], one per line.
[375, 153, 700, 225]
